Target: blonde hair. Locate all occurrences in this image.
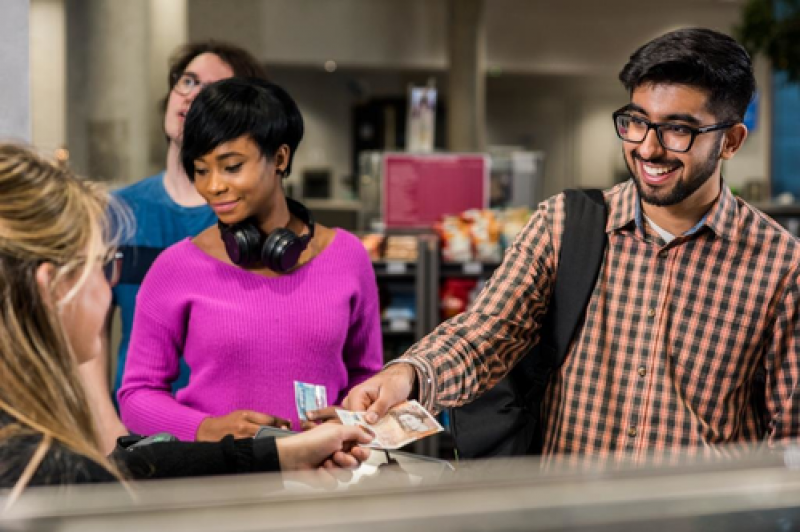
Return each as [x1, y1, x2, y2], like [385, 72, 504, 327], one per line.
[0, 144, 127, 501]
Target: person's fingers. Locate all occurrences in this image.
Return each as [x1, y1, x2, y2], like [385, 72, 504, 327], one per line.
[343, 386, 376, 412]
[341, 392, 356, 411]
[239, 420, 262, 438]
[337, 424, 375, 445]
[242, 410, 292, 429]
[225, 415, 261, 438]
[300, 420, 317, 431]
[330, 450, 359, 469]
[326, 454, 356, 483]
[324, 457, 340, 470]
[349, 446, 372, 463]
[356, 425, 376, 445]
[265, 415, 292, 429]
[243, 410, 267, 423]
[340, 439, 356, 454]
[346, 365, 414, 417]
[366, 391, 393, 423]
[306, 406, 338, 422]
[357, 424, 377, 443]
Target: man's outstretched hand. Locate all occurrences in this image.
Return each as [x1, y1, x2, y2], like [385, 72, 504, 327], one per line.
[342, 363, 416, 423]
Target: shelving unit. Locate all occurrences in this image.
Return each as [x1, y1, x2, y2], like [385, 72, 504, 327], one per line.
[429, 251, 501, 328]
[372, 234, 438, 363]
[368, 233, 505, 458]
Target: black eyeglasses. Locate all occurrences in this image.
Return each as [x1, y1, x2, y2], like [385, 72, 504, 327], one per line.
[613, 108, 737, 153]
[103, 251, 123, 288]
[172, 73, 210, 97]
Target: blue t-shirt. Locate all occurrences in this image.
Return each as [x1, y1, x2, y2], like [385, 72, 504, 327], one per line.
[112, 173, 217, 398]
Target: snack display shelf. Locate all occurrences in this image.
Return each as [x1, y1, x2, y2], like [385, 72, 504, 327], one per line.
[365, 234, 439, 366]
[439, 260, 501, 278]
[372, 260, 418, 278]
[364, 233, 510, 459]
[381, 318, 417, 335]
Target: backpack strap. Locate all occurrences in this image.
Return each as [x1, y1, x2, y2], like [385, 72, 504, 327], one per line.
[449, 189, 608, 458]
[514, 188, 608, 410]
[550, 188, 607, 364]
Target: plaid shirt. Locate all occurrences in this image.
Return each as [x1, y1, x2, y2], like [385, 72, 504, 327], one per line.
[405, 179, 800, 466]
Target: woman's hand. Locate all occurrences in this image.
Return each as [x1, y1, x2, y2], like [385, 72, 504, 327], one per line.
[300, 406, 341, 430]
[197, 410, 291, 441]
[276, 423, 374, 484]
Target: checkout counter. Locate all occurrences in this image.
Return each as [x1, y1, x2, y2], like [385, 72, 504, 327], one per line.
[4, 444, 800, 531]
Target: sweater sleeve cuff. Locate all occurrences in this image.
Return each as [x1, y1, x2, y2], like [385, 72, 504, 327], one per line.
[175, 409, 213, 442]
[253, 437, 282, 472]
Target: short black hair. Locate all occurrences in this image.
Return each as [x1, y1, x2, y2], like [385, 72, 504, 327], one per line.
[181, 77, 304, 179]
[618, 28, 756, 122]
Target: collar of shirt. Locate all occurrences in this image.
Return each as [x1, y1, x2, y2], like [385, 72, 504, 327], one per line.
[606, 178, 739, 242]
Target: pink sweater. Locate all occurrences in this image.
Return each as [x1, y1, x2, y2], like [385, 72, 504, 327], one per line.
[118, 229, 383, 440]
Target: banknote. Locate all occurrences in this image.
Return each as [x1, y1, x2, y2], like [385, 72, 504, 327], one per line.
[294, 381, 328, 421]
[335, 400, 443, 449]
[335, 409, 363, 427]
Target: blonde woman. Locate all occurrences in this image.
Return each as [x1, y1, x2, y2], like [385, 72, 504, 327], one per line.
[0, 144, 371, 503]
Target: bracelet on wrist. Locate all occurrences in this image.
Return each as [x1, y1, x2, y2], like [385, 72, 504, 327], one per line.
[384, 358, 434, 411]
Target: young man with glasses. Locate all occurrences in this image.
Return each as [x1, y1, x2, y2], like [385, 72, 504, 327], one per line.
[79, 42, 268, 453]
[345, 28, 800, 468]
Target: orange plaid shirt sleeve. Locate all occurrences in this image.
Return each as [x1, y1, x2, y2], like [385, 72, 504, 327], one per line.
[403, 179, 800, 465]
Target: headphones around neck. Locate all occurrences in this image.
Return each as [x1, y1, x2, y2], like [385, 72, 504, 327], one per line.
[217, 197, 315, 273]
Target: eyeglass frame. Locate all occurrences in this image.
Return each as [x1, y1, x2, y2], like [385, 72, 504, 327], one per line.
[103, 251, 123, 288]
[171, 72, 211, 97]
[612, 107, 738, 154]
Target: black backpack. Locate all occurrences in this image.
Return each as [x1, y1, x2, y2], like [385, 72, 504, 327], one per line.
[450, 189, 608, 458]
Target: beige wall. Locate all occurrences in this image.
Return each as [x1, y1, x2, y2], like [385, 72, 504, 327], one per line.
[189, 0, 449, 69]
[485, 74, 623, 197]
[188, 0, 745, 73]
[485, 0, 743, 75]
[146, 0, 188, 176]
[269, 68, 354, 198]
[2, 0, 30, 143]
[30, 0, 64, 153]
[33, 0, 186, 182]
[725, 56, 771, 189]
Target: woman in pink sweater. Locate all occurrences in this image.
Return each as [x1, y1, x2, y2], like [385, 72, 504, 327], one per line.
[118, 78, 383, 441]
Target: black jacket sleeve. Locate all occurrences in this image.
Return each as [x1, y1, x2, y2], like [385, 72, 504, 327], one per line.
[0, 434, 117, 488]
[111, 435, 281, 480]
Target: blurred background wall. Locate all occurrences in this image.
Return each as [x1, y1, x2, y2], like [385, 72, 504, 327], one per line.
[25, 0, 768, 200]
[2, 0, 30, 142]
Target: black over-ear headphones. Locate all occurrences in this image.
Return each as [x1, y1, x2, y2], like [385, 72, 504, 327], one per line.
[218, 197, 315, 273]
